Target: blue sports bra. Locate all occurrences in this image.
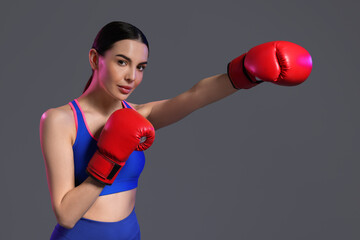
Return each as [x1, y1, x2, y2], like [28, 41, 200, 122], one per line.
[68, 99, 146, 196]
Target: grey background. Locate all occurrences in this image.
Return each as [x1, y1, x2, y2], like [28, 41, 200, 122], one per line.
[1, 0, 359, 239]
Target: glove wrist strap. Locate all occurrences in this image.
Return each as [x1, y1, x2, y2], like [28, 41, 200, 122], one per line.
[227, 53, 261, 89]
[86, 151, 122, 185]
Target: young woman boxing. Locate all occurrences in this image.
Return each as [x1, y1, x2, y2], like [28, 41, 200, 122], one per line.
[40, 21, 312, 240]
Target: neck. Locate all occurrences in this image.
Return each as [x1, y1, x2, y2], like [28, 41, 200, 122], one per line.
[78, 78, 124, 117]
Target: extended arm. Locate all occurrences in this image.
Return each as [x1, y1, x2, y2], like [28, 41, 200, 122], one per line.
[137, 41, 312, 130]
[139, 73, 237, 130]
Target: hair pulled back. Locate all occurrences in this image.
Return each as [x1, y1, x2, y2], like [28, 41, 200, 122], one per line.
[83, 21, 149, 93]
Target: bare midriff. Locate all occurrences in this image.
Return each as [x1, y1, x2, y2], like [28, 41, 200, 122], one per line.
[82, 188, 137, 222]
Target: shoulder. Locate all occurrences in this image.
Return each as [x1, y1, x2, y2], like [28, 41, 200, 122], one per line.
[40, 103, 76, 144]
[125, 100, 170, 130]
[124, 101, 153, 119]
[40, 104, 74, 127]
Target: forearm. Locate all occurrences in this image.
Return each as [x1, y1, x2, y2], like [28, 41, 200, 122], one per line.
[147, 73, 237, 129]
[56, 177, 105, 229]
[190, 73, 238, 109]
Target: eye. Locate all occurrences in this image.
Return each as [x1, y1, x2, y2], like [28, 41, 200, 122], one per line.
[137, 65, 146, 71]
[118, 60, 127, 66]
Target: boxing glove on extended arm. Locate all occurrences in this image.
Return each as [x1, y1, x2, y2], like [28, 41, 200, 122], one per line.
[86, 108, 155, 185]
[227, 41, 313, 89]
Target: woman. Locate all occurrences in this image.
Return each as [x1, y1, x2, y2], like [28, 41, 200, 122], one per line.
[40, 21, 312, 240]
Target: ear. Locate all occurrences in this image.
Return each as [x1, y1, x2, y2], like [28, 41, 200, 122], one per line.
[89, 48, 99, 70]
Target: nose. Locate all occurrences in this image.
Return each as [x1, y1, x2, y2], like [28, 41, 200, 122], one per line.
[125, 66, 136, 82]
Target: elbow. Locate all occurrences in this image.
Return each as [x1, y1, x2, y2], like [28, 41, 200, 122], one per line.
[55, 211, 76, 229]
[57, 216, 76, 229]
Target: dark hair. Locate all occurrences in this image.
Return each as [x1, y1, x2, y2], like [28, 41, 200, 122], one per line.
[83, 21, 149, 93]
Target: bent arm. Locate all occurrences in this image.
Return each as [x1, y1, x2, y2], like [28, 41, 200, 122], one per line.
[138, 73, 237, 130]
[40, 108, 105, 229]
[55, 177, 104, 229]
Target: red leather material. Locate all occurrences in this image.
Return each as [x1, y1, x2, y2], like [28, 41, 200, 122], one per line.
[228, 41, 312, 89]
[86, 108, 155, 185]
[227, 54, 260, 89]
[87, 151, 121, 185]
[244, 41, 312, 86]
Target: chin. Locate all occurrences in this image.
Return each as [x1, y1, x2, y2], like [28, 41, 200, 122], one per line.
[116, 93, 130, 102]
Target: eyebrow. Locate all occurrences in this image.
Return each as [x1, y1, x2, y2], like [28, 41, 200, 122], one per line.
[116, 54, 148, 65]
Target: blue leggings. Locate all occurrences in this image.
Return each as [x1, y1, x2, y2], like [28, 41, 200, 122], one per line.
[50, 208, 140, 240]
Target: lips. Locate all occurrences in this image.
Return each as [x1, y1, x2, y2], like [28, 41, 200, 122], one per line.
[117, 85, 133, 94]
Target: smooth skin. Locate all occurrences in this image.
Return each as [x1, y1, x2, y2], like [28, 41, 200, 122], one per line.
[40, 39, 237, 229]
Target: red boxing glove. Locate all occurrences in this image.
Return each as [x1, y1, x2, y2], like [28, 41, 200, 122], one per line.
[86, 108, 155, 185]
[227, 41, 313, 89]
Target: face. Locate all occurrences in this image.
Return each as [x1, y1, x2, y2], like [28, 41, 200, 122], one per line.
[94, 39, 148, 100]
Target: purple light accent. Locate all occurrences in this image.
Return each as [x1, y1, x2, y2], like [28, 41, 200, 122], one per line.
[298, 55, 313, 67]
